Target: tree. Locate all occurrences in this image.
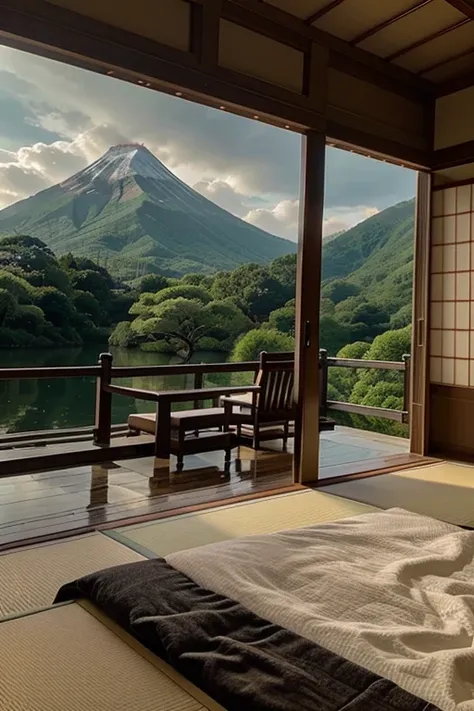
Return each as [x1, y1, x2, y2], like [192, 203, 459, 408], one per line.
[212, 264, 266, 300]
[73, 290, 103, 324]
[109, 321, 139, 348]
[322, 279, 360, 305]
[242, 275, 290, 322]
[0, 271, 34, 303]
[130, 297, 207, 361]
[268, 305, 295, 335]
[139, 274, 169, 293]
[269, 253, 296, 292]
[71, 270, 111, 302]
[201, 300, 251, 349]
[335, 298, 389, 341]
[153, 284, 212, 306]
[231, 328, 294, 362]
[33, 287, 75, 327]
[0, 289, 16, 325]
[390, 303, 412, 329]
[1, 235, 55, 257]
[348, 326, 411, 436]
[180, 273, 214, 289]
[320, 298, 335, 317]
[328, 341, 370, 402]
[320, 316, 352, 356]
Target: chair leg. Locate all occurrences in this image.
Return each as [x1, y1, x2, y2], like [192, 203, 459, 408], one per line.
[283, 421, 289, 452]
[177, 453, 184, 471]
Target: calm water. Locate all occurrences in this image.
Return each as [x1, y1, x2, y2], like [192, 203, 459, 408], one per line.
[0, 346, 247, 434]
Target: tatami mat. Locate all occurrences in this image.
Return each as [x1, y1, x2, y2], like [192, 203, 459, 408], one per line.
[108, 489, 379, 557]
[0, 532, 144, 620]
[0, 602, 223, 711]
[323, 461, 474, 527]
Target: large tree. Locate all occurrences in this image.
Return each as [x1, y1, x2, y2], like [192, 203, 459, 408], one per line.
[231, 328, 294, 362]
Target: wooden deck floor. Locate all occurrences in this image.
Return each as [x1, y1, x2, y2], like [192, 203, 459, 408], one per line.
[0, 427, 416, 549]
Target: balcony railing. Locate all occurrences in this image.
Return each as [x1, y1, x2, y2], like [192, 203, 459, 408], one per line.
[0, 350, 411, 448]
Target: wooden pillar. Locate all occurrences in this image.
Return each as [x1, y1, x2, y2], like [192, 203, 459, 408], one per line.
[294, 131, 325, 483]
[94, 352, 113, 447]
[410, 172, 431, 454]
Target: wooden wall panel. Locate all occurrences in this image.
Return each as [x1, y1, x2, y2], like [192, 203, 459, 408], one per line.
[428, 174, 474, 460]
[435, 87, 474, 150]
[430, 385, 474, 458]
[327, 69, 428, 150]
[46, 0, 191, 51]
[218, 20, 305, 92]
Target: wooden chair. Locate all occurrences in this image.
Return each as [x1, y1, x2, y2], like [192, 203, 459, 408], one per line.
[221, 351, 295, 451]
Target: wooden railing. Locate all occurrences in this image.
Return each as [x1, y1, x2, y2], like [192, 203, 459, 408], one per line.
[321, 350, 411, 425]
[0, 350, 411, 448]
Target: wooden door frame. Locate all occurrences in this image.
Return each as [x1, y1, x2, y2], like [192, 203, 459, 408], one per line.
[294, 130, 326, 483]
[410, 171, 431, 455]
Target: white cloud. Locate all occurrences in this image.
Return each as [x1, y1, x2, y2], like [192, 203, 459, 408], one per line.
[193, 178, 249, 217]
[323, 206, 379, 237]
[245, 199, 299, 240]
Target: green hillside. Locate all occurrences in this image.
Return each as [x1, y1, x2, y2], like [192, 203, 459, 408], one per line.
[322, 199, 415, 323]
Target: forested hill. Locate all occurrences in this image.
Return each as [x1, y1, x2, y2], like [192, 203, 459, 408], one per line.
[322, 199, 415, 324]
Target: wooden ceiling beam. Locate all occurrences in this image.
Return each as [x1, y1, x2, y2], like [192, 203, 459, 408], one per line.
[386, 17, 470, 61]
[443, 0, 474, 18]
[351, 0, 433, 46]
[227, 0, 434, 98]
[304, 0, 346, 26]
[436, 66, 474, 95]
[421, 44, 474, 77]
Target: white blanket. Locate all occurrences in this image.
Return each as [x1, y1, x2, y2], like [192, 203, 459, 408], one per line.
[167, 508, 474, 711]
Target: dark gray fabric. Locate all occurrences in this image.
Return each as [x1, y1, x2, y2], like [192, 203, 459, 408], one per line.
[55, 558, 440, 711]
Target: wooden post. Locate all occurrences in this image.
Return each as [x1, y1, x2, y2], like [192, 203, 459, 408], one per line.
[294, 131, 326, 483]
[402, 353, 411, 424]
[154, 399, 171, 459]
[319, 349, 328, 418]
[193, 370, 203, 410]
[94, 352, 113, 446]
[410, 171, 431, 454]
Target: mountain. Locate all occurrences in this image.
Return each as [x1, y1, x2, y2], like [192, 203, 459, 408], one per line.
[0, 144, 294, 278]
[322, 199, 415, 319]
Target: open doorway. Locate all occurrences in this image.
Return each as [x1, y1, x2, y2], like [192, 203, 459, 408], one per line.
[318, 146, 419, 481]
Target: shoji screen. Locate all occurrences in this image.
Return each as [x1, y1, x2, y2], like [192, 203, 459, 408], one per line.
[430, 184, 473, 387]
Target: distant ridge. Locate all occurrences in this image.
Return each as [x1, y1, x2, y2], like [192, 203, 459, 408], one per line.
[0, 144, 295, 278]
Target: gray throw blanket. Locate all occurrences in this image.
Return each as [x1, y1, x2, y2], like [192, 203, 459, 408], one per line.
[55, 558, 440, 711]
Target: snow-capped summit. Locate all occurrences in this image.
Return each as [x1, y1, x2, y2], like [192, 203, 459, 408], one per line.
[61, 143, 174, 191]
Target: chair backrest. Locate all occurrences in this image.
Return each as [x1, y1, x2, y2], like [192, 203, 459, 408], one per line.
[255, 351, 295, 415]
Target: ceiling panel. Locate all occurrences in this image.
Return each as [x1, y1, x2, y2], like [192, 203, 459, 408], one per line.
[394, 22, 474, 72]
[314, 0, 418, 42]
[425, 51, 474, 82]
[45, 0, 191, 51]
[359, 0, 465, 57]
[264, 0, 332, 20]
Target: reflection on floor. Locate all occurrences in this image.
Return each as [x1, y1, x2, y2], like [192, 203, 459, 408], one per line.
[0, 426, 412, 548]
[320, 426, 410, 478]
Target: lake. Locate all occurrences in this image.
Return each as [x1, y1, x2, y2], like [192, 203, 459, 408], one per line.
[0, 346, 248, 434]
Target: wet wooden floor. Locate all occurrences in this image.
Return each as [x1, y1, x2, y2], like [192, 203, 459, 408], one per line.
[0, 427, 415, 549]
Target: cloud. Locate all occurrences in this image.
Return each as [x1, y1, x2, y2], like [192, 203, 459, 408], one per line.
[323, 206, 379, 237]
[245, 199, 299, 240]
[193, 179, 249, 217]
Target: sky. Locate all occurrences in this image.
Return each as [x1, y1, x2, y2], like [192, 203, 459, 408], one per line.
[0, 44, 417, 241]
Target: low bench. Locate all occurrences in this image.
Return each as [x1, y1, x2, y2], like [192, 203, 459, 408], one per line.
[128, 407, 237, 470]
